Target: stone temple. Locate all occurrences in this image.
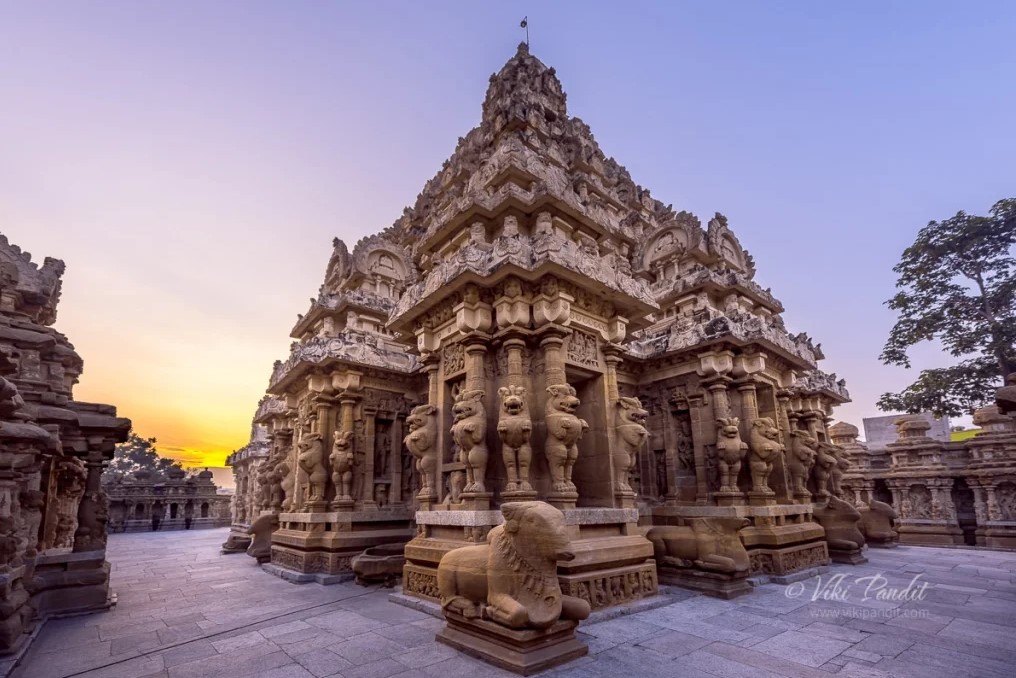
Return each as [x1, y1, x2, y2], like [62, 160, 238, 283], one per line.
[227, 43, 863, 613]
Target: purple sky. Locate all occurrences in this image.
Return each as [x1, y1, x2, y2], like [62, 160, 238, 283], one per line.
[2, 2, 1013, 463]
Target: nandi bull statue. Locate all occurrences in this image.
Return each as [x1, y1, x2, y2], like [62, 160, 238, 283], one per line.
[436, 501, 591, 674]
[646, 516, 752, 599]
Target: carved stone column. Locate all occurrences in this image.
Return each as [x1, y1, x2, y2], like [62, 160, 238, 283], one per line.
[458, 337, 491, 509]
[688, 392, 710, 503]
[390, 416, 404, 505]
[361, 412, 377, 509]
[73, 448, 108, 553]
[540, 329, 569, 388]
[332, 393, 359, 511]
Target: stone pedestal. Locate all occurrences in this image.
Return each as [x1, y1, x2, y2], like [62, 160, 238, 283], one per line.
[656, 566, 752, 600]
[30, 550, 114, 619]
[897, 522, 966, 546]
[713, 490, 745, 507]
[221, 523, 252, 554]
[555, 508, 657, 612]
[654, 504, 828, 584]
[436, 613, 586, 676]
[403, 507, 657, 612]
[403, 509, 504, 601]
[270, 508, 415, 580]
[828, 546, 867, 565]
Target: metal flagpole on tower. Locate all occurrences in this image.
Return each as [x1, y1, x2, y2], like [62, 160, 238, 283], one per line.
[520, 16, 529, 46]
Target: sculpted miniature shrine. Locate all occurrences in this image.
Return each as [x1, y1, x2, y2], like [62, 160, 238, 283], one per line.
[232, 44, 868, 617]
[103, 466, 230, 533]
[0, 234, 130, 654]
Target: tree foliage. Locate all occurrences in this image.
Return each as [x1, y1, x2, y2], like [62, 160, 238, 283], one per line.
[878, 198, 1016, 417]
[102, 432, 184, 482]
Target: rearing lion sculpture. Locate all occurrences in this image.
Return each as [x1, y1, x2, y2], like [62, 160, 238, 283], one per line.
[748, 418, 782, 494]
[497, 385, 533, 493]
[405, 404, 438, 498]
[437, 501, 591, 629]
[715, 417, 748, 492]
[614, 397, 649, 494]
[545, 384, 588, 493]
[451, 389, 489, 493]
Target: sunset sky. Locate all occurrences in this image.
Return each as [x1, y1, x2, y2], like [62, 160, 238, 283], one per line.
[2, 2, 1014, 471]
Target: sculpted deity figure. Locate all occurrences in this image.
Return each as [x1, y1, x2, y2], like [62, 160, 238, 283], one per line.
[497, 385, 533, 493]
[451, 390, 489, 493]
[614, 397, 649, 494]
[787, 430, 817, 495]
[714, 416, 748, 493]
[747, 418, 782, 494]
[812, 442, 837, 499]
[545, 384, 588, 493]
[330, 430, 355, 501]
[438, 501, 591, 628]
[297, 432, 327, 503]
[404, 404, 439, 498]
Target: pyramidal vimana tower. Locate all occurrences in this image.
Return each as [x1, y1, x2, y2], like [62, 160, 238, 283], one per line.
[227, 44, 860, 605]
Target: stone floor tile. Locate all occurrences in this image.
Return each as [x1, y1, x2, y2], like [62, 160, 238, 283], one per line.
[701, 642, 833, 678]
[373, 622, 440, 649]
[289, 647, 353, 678]
[304, 610, 388, 638]
[749, 629, 853, 668]
[391, 643, 458, 668]
[210, 629, 266, 653]
[799, 620, 869, 643]
[634, 629, 712, 657]
[160, 639, 219, 668]
[684, 647, 784, 677]
[109, 629, 163, 655]
[851, 632, 915, 657]
[331, 632, 408, 666]
[579, 617, 665, 643]
[342, 658, 415, 678]
[77, 654, 166, 678]
[259, 620, 314, 639]
[248, 665, 317, 678]
[168, 649, 293, 678]
[837, 662, 894, 677]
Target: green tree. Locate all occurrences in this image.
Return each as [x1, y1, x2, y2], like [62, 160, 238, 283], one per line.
[102, 432, 184, 482]
[878, 198, 1016, 417]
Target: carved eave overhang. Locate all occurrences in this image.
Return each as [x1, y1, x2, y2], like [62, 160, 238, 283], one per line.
[0, 234, 67, 325]
[652, 268, 785, 315]
[787, 369, 851, 404]
[387, 259, 658, 338]
[253, 395, 286, 424]
[268, 330, 419, 393]
[290, 290, 395, 339]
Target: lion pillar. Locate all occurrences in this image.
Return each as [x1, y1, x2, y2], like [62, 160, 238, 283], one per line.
[435, 501, 590, 675]
[498, 334, 536, 502]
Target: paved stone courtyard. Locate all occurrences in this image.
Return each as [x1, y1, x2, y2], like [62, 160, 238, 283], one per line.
[13, 528, 1016, 678]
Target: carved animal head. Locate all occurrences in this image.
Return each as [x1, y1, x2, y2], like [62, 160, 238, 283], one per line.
[716, 417, 741, 439]
[819, 495, 862, 521]
[501, 501, 573, 562]
[789, 430, 817, 455]
[332, 430, 353, 452]
[618, 397, 648, 426]
[406, 404, 437, 431]
[751, 417, 781, 441]
[452, 389, 485, 421]
[546, 384, 580, 415]
[498, 385, 528, 417]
